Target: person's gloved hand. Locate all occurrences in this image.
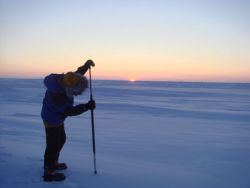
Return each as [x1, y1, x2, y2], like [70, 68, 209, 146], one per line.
[85, 59, 95, 68]
[86, 100, 96, 110]
[76, 59, 95, 75]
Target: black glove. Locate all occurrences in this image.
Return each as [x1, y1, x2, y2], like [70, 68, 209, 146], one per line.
[75, 59, 95, 75]
[64, 104, 87, 116]
[86, 100, 96, 110]
[85, 59, 95, 68]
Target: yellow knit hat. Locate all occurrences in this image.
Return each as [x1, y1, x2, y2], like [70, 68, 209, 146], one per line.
[63, 72, 88, 96]
[63, 72, 80, 87]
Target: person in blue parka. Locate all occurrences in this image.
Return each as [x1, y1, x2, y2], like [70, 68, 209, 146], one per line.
[41, 60, 96, 182]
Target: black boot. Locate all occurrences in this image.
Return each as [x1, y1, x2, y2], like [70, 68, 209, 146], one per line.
[44, 162, 67, 171]
[55, 162, 67, 170]
[43, 169, 66, 182]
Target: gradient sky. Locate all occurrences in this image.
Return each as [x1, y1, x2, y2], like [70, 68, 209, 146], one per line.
[0, 0, 250, 82]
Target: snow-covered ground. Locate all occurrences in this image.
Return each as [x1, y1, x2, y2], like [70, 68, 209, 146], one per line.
[0, 78, 250, 188]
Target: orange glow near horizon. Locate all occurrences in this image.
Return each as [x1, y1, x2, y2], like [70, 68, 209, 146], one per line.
[0, 58, 250, 83]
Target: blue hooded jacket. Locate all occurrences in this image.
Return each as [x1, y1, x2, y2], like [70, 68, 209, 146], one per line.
[41, 74, 74, 125]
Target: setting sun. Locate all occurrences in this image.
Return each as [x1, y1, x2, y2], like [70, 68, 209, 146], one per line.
[129, 78, 136, 82]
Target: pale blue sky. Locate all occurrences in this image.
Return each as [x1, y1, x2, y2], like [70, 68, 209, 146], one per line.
[0, 0, 250, 82]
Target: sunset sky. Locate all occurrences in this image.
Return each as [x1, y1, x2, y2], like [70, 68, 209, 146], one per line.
[0, 0, 249, 82]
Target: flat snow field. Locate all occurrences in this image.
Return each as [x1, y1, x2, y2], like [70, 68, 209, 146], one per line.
[0, 79, 250, 188]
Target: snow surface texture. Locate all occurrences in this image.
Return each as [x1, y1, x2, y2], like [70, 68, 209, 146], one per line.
[0, 79, 250, 188]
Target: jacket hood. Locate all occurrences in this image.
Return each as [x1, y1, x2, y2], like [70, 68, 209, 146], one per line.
[44, 74, 65, 93]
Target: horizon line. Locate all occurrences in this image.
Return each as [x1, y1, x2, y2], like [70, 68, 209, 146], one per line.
[0, 76, 249, 84]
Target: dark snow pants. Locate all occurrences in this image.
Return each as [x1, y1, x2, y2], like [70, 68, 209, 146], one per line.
[44, 124, 66, 170]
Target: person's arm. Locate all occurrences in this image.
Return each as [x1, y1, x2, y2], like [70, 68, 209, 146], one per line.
[64, 104, 88, 116]
[75, 59, 95, 75]
[64, 100, 96, 116]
